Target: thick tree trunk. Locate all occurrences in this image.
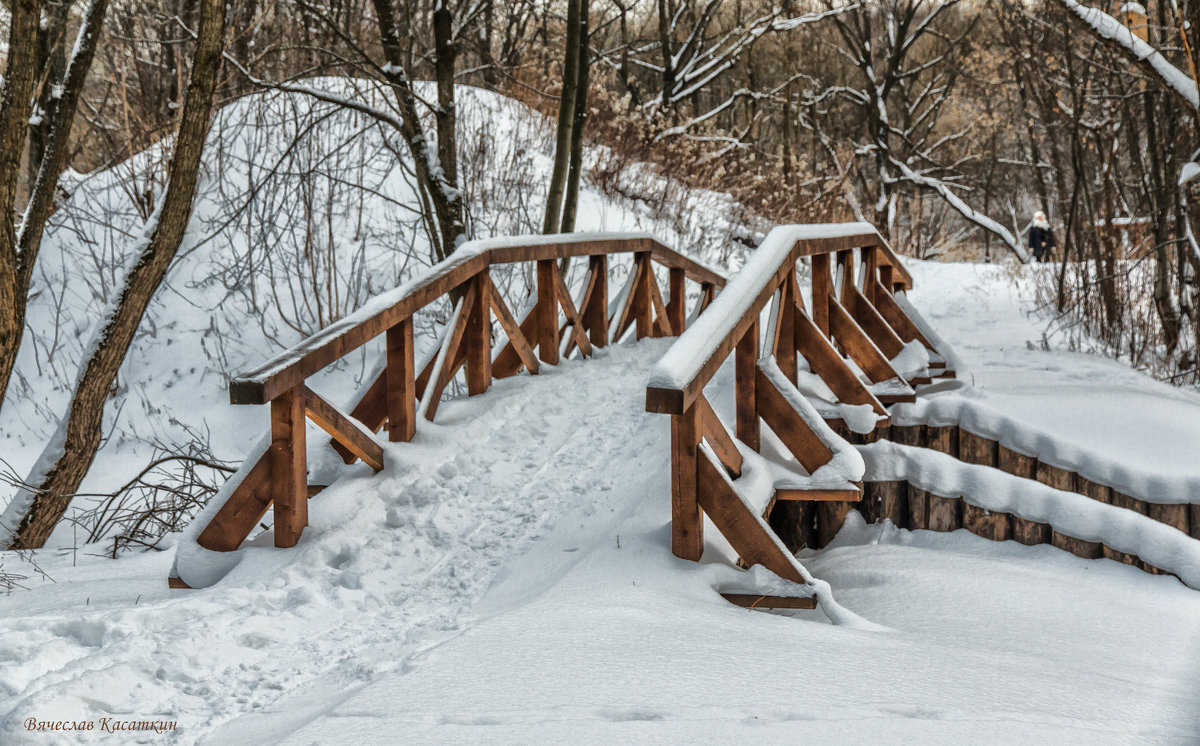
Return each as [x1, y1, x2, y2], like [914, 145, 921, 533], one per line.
[0, 0, 45, 413]
[5, 0, 226, 550]
[559, 0, 590, 234]
[370, 0, 465, 262]
[543, 0, 582, 234]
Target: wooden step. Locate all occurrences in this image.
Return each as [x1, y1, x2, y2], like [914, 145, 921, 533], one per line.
[773, 485, 862, 502]
[721, 592, 817, 610]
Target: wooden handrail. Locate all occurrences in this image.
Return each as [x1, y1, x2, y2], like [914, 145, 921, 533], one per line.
[230, 233, 724, 405]
[646, 223, 887, 415]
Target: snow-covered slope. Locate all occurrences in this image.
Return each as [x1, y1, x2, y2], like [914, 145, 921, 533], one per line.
[2, 257, 1200, 742]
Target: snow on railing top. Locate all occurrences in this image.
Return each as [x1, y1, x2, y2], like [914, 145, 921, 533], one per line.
[229, 231, 725, 404]
[647, 222, 885, 401]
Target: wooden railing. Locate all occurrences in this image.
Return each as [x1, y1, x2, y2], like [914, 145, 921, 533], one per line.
[645, 223, 945, 579]
[195, 233, 724, 555]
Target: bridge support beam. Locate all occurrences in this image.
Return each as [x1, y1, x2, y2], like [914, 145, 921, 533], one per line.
[671, 403, 703, 561]
[271, 386, 308, 548]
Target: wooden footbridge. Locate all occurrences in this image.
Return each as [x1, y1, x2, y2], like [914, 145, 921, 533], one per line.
[173, 224, 1200, 597]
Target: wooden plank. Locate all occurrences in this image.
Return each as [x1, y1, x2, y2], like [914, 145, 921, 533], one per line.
[582, 255, 609, 347]
[671, 404, 704, 560]
[816, 501, 855, 547]
[868, 479, 907, 526]
[775, 274, 798, 382]
[386, 317, 416, 443]
[998, 447, 1049, 545]
[754, 365, 834, 473]
[632, 252, 655, 339]
[929, 493, 964, 533]
[1147, 501, 1190, 534]
[721, 593, 816, 610]
[649, 243, 726, 287]
[774, 487, 862, 502]
[696, 452, 805, 584]
[465, 273, 493, 396]
[828, 300, 900, 383]
[197, 450, 273, 552]
[666, 267, 686, 334]
[611, 257, 645, 344]
[696, 395, 743, 478]
[1039, 462, 1102, 558]
[957, 429, 994, 466]
[424, 286, 476, 421]
[735, 321, 760, 451]
[698, 283, 715, 313]
[872, 278, 937, 350]
[554, 266, 595, 357]
[536, 259, 560, 365]
[927, 426, 959, 458]
[861, 246, 878, 304]
[493, 303, 539, 378]
[845, 281, 905, 359]
[303, 386, 385, 471]
[1191, 504, 1200, 541]
[271, 387, 308, 548]
[646, 266, 674, 337]
[489, 280, 539, 376]
[793, 298, 887, 415]
[811, 253, 832, 336]
[889, 425, 927, 529]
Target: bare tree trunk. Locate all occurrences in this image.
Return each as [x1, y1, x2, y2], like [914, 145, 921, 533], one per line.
[0, 0, 45, 413]
[543, 0, 581, 233]
[370, 0, 465, 262]
[559, 0, 590, 233]
[7, 0, 112, 375]
[5, 0, 226, 550]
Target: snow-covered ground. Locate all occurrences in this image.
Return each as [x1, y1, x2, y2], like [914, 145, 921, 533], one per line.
[2, 258, 1200, 744]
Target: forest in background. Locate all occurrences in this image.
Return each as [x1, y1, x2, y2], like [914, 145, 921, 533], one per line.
[1, 0, 1199, 551]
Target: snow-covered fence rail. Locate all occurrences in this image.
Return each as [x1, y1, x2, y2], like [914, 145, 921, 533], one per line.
[644, 223, 952, 596]
[175, 233, 724, 584]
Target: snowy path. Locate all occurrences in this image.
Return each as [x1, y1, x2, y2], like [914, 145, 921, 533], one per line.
[903, 262, 1200, 502]
[2, 263, 1199, 743]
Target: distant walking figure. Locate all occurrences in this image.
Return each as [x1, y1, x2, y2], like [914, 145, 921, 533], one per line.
[1029, 211, 1056, 262]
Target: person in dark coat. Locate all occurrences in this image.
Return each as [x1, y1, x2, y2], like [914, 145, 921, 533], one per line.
[1028, 211, 1056, 262]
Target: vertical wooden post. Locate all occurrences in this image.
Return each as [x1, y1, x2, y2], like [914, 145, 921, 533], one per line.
[878, 265, 894, 294]
[836, 249, 855, 300]
[466, 272, 493, 396]
[536, 259, 559, 365]
[811, 254, 832, 336]
[671, 404, 703, 560]
[667, 267, 686, 334]
[271, 386, 307, 548]
[861, 246, 879, 304]
[585, 255, 609, 347]
[999, 446, 1049, 545]
[633, 252, 654, 339]
[776, 274, 798, 382]
[386, 316, 416, 442]
[958, 429, 1007, 540]
[735, 321, 760, 452]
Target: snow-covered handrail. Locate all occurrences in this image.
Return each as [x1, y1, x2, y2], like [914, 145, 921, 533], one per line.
[230, 232, 724, 405]
[646, 222, 918, 415]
